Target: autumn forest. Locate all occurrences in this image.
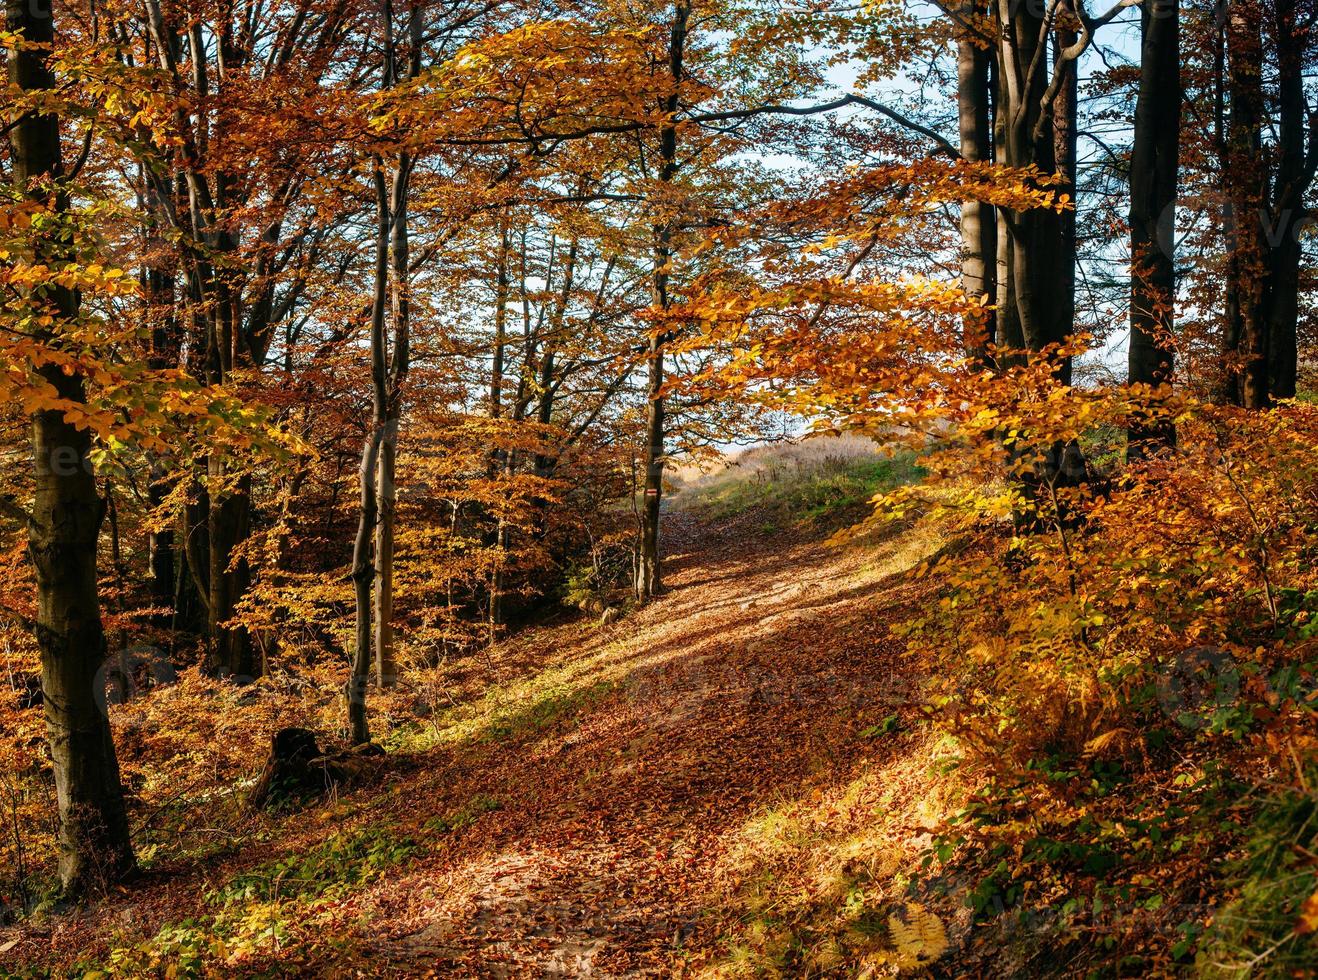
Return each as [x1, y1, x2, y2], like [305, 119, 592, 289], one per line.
[1, 0, 1317, 974]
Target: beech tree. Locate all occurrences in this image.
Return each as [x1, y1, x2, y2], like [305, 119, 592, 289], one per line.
[1217, 0, 1316, 407]
[4, 0, 134, 893]
[1127, 0, 1180, 455]
[132, 0, 359, 678]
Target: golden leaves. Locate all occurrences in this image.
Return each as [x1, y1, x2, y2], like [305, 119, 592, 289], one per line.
[885, 901, 949, 967]
[1295, 890, 1318, 936]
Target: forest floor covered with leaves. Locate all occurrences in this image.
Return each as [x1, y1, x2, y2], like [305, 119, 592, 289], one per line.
[2, 499, 972, 977]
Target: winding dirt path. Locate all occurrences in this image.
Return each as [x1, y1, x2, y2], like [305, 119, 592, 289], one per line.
[331, 512, 933, 977]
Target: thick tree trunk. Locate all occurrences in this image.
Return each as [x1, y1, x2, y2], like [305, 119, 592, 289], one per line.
[32, 402, 135, 891]
[1264, 0, 1306, 401]
[1222, 2, 1269, 408]
[6, 0, 134, 893]
[207, 469, 254, 677]
[1127, 0, 1181, 457]
[992, 0, 1085, 506]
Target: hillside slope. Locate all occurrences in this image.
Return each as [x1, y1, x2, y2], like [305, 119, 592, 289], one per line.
[4, 506, 955, 977]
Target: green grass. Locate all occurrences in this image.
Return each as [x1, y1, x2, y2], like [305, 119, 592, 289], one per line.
[213, 822, 420, 905]
[1195, 772, 1318, 976]
[677, 452, 922, 528]
[423, 794, 502, 836]
[80, 795, 508, 978]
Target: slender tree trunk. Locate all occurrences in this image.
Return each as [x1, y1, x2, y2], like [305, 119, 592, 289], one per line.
[1127, 0, 1181, 457]
[374, 158, 410, 688]
[997, 0, 1075, 366]
[371, 4, 419, 687]
[636, 0, 688, 603]
[374, 434, 396, 685]
[490, 221, 510, 426]
[958, 0, 996, 359]
[201, 160, 255, 675]
[488, 221, 511, 630]
[532, 239, 577, 479]
[349, 429, 382, 745]
[6, 0, 134, 893]
[993, 53, 1024, 356]
[1052, 0, 1079, 349]
[143, 180, 179, 626]
[348, 163, 392, 744]
[636, 328, 666, 601]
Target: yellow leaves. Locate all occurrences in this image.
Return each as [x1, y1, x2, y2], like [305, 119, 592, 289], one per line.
[1295, 890, 1318, 935]
[883, 901, 948, 969]
[1082, 728, 1129, 758]
[0, 202, 37, 231]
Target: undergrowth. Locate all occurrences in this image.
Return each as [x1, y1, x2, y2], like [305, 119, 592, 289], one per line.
[889, 404, 1318, 974]
[711, 405, 1318, 977]
[70, 794, 504, 978]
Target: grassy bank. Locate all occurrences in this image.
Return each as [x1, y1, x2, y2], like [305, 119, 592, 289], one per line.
[669, 436, 922, 529]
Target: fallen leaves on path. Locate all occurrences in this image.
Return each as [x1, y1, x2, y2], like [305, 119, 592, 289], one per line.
[5, 511, 946, 977]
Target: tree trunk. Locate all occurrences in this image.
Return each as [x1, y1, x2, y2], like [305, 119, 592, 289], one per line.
[1264, 0, 1306, 401]
[957, 0, 996, 359]
[995, 0, 1075, 368]
[1052, 0, 1079, 353]
[636, 334, 666, 601]
[348, 161, 392, 745]
[373, 159, 411, 690]
[141, 174, 180, 630]
[635, 0, 688, 603]
[6, 0, 134, 894]
[349, 428, 382, 745]
[207, 469, 254, 678]
[1127, 0, 1181, 458]
[371, 7, 419, 687]
[1222, 1, 1269, 408]
[993, 51, 1024, 356]
[1218, 0, 1311, 407]
[374, 434, 396, 686]
[488, 222, 511, 631]
[992, 0, 1086, 505]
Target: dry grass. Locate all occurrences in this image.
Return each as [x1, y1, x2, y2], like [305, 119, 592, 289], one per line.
[668, 435, 920, 528]
[669, 434, 889, 496]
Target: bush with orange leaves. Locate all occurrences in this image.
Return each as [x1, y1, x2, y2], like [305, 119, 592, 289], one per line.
[885, 399, 1318, 968]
